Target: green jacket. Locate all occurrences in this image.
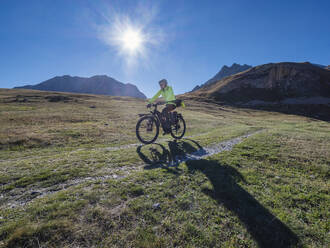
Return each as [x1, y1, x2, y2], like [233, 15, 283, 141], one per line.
[148, 86, 176, 105]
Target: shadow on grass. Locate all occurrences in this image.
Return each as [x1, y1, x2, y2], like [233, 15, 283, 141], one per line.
[136, 139, 299, 248]
[136, 139, 202, 174]
[187, 159, 299, 248]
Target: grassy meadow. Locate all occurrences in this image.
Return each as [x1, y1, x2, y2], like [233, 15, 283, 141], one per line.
[0, 89, 329, 247]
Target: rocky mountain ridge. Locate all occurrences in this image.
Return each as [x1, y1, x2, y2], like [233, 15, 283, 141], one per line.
[192, 63, 252, 91]
[187, 62, 330, 103]
[15, 75, 146, 99]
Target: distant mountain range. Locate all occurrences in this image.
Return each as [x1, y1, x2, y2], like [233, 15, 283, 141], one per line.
[192, 63, 252, 91]
[14, 75, 146, 99]
[186, 62, 330, 104]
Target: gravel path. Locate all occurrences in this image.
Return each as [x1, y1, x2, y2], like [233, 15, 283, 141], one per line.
[145, 130, 263, 168]
[1, 130, 263, 209]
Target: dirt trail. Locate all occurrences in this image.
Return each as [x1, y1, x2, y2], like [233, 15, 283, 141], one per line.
[161, 130, 262, 167]
[0, 132, 208, 163]
[1, 130, 263, 209]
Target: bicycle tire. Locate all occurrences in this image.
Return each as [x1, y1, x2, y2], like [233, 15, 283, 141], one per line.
[170, 115, 186, 139]
[136, 115, 159, 144]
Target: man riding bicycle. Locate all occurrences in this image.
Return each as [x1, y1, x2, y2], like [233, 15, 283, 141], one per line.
[147, 79, 178, 134]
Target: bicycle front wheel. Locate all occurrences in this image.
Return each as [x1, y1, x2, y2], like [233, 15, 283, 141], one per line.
[136, 116, 159, 144]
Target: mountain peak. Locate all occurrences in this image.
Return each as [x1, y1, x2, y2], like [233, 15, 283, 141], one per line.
[14, 75, 146, 99]
[90, 75, 110, 79]
[59, 75, 72, 79]
[192, 63, 252, 91]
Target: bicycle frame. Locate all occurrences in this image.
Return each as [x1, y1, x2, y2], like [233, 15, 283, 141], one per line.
[149, 104, 166, 131]
[138, 103, 166, 131]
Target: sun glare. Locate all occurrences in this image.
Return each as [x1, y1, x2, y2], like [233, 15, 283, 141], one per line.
[100, 8, 163, 66]
[120, 28, 144, 53]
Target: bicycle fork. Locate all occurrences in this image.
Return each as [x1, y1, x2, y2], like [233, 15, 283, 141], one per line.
[146, 119, 153, 132]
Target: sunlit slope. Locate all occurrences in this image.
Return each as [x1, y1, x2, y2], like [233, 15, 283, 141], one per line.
[0, 89, 329, 248]
[187, 62, 330, 103]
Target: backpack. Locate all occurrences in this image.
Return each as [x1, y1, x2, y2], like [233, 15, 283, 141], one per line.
[174, 99, 185, 108]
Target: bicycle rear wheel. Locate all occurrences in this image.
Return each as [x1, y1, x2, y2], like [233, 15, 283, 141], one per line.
[170, 115, 186, 139]
[136, 116, 159, 144]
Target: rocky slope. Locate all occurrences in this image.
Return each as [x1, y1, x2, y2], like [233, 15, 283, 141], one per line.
[188, 62, 330, 104]
[15, 75, 146, 99]
[192, 63, 252, 91]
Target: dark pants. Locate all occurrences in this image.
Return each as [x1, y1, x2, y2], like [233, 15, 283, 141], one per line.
[161, 104, 176, 131]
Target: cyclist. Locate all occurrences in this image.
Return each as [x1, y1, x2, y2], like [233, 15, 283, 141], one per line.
[147, 79, 177, 134]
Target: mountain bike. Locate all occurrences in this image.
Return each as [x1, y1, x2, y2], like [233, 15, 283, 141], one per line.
[136, 101, 186, 144]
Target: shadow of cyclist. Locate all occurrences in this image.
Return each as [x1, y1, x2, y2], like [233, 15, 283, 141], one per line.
[136, 142, 181, 175]
[186, 159, 299, 248]
[136, 139, 299, 247]
[136, 139, 202, 174]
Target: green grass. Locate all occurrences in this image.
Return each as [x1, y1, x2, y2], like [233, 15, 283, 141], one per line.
[0, 89, 329, 247]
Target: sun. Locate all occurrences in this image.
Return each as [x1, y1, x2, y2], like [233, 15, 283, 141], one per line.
[117, 27, 145, 55]
[120, 28, 143, 53]
[99, 12, 162, 65]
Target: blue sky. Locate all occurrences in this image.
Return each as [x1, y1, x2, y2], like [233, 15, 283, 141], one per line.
[1, 0, 329, 97]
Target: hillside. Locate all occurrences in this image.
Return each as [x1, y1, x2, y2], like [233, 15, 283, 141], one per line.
[189, 62, 330, 101]
[186, 62, 330, 120]
[0, 89, 329, 247]
[15, 75, 146, 99]
[192, 63, 252, 91]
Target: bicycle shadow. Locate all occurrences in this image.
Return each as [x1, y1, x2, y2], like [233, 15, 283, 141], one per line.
[136, 139, 299, 247]
[136, 138, 204, 174]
